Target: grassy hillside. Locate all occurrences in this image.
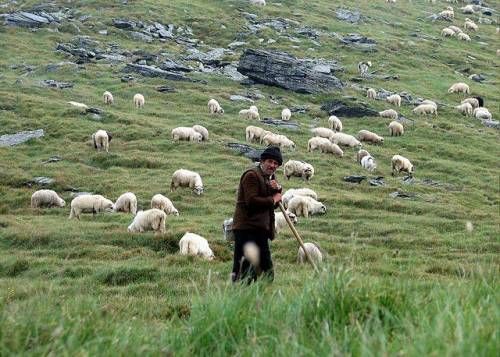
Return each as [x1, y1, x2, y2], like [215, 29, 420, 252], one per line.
[0, 0, 498, 355]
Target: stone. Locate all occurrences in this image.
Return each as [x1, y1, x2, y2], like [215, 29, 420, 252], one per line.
[5, 11, 55, 27]
[226, 143, 263, 162]
[56, 43, 96, 62]
[343, 175, 366, 184]
[389, 191, 415, 199]
[0, 129, 44, 147]
[481, 119, 499, 129]
[86, 107, 103, 115]
[340, 33, 377, 51]
[185, 48, 227, 65]
[336, 9, 361, 23]
[321, 99, 378, 117]
[123, 63, 192, 81]
[156, 86, 176, 93]
[41, 79, 74, 89]
[121, 75, 135, 82]
[230, 95, 254, 103]
[42, 156, 62, 164]
[468, 74, 486, 82]
[260, 118, 300, 130]
[25, 177, 55, 187]
[129, 31, 153, 42]
[160, 59, 192, 72]
[112, 19, 136, 29]
[46, 61, 78, 72]
[228, 41, 247, 49]
[369, 176, 385, 186]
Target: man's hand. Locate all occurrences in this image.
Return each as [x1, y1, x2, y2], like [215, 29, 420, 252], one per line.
[269, 179, 282, 193]
[272, 192, 282, 204]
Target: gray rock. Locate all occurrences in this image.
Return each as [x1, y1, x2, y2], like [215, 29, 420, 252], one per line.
[369, 176, 385, 186]
[261, 118, 300, 130]
[86, 107, 103, 115]
[112, 19, 136, 29]
[340, 33, 377, 51]
[185, 47, 227, 65]
[0, 129, 44, 147]
[222, 64, 247, 81]
[95, 53, 127, 63]
[389, 191, 415, 199]
[98, 29, 107, 35]
[42, 156, 62, 164]
[56, 43, 96, 62]
[228, 41, 247, 49]
[290, 105, 309, 114]
[336, 9, 361, 23]
[123, 63, 192, 81]
[230, 95, 254, 103]
[343, 175, 366, 184]
[295, 27, 320, 39]
[121, 75, 135, 82]
[46, 61, 78, 72]
[156, 86, 176, 93]
[312, 64, 331, 74]
[226, 143, 263, 162]
[41, 79, 73, 89]
[129, 31, 153, 42]
[5, 11, 55, 27]
[321, 99, 378, 117]
[481, 119, 499, 129]
[468, 73, 486, 82]
[159, 59, 192, 72]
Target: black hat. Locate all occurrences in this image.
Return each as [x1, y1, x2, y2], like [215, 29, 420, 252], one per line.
[260, 146, 283, 165]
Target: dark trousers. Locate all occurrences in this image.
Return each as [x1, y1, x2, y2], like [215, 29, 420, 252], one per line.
[232, 229, 274, 283]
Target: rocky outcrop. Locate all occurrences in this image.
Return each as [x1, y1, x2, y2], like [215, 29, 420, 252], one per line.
[0, 129, 44, 147]
[321, 99, 378, 117]
[122, 63, 192, 81]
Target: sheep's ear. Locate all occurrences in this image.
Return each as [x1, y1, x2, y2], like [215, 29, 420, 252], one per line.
[107, 131, 113, 142]
[92, 134, 97, 149]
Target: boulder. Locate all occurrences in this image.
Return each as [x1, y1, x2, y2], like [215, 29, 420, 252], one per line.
[336, 9, 361, 23]
[0, 129, 44, 147]
[226, 143, 263, 162]
[122, 63, 192, 81]
[4, 11, 58, 27]
[321, 99, 378, 117]
[260, 118, 300, 130]
[41, 80, 74, 89]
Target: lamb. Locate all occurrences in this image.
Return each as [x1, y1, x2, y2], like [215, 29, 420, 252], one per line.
[448, 82, 470, 95]
[67, 101, 89, 111]
[366, 88, 377, 99]
[455, 102, 473, 116]
[245, 126, 268, 143]
[298, 242, 322, 265]
[103, 91, 113, 105]
[391, 155, 415, 177]
[413, 104, 437, 116]
[441, 27, 456, 37]
[379, 109, 399, 120]
[171, 127, 203, 143]
[283, 160, 315, 181]
[69, 194, 114, 220]
[127, 208, 166, 234]
[262, 133, 295, 150]
[307, 137, 343, 157]
[281, 108, 292, 121]
[388, 121, 404, 136]
[179, 232, 214, 260]
[361, 154, 377, 172]
[331, 132, 362, 148]
[170, 169, 204, 195]
[464, 18, 478, 32]
[386, 94, 402, 107]
[311, 127, 335, 140]
[133, 93, 145, 108]
[287, 196, 326, 218]
[208, 98, 224, 114]
[114, 192, 138, 215]
[282, 188, 318, 208]
[461, 97, 479, 108]
[357, 61, 372, 76]
[192, 125, 209, 141]
[274, 210, 298, 234]
[328, 115, 343, 132]
[151, 194, 179, 216]
[239, 108, 260, 120]
[92, 129, 112, 153]
[473, 107, 492, 120]
[356, 149, 371, 164]
[357, 130, 384, 144]
[31, 189, 65, 208]
[457, 32, 471, 41]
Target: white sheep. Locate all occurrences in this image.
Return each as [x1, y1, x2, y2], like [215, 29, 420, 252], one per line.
[464, 18, 478, 32]
[274, 210, 298, 234]
[361, 155, 377, 172]
[69, 194, 114, 220]
[67, 101, 89, 112]
[103, 91, 114, 105]
[391, 155, 415, 177]
[356, 149, 371, 164]
[461, 97, 479, 108]
[31, 189, 65, 208]
[249, 0, 266, 5]
[282, 188, 318, 209]
[388, 121, 404, 136]
[92, 129, 112, 153]
[421, 100, 438, 109]
[357, 130, 384, 144]
[461, 5, 475, 14]
[262, 133, 295, 150]
[439, 9, 454, 20]
[239, 108, 260, 120]
[283, 160, 315, 181]
[179, 232, 214, 260]
[447, 25, 463, 34]
[357, 61, 372, 76]
[114, 192, 138, 215]
[298, 242, 323, 265]
[386, 94, 402, 107]
[473, 107, 492, 120]
[379, 109, 398, 120]
[457, 32, 471, 41]
[171, 127, 203, 143]
[366, 88, 377, 100]
[133, 93, 145, 108]
[151, 194, 179, 216]
[307, 137, 343, 157]
[281, 108, 292, 121]
[207, 98, 224, 114]
[287, 196, 326, 218]
[328, 115, 343, 132]
[192, 125, 209, 141]
[331, 132, 362, 148]
[413, 104, 437, 116]
[455, 102, 473, 116]
[170, 169, 204, 195]
[245, 126, 269, 143]
[127, 208, 166, 234]
[441, 28, 456, 37]
[311, 127, 335, 141]
[448, 82, 470, 95]
[249, 105, 259, 114]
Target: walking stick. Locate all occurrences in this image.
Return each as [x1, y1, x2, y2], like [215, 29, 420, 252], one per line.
[278, 202, 319, 274]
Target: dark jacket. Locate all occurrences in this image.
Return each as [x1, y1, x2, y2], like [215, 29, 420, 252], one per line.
[232, 165, 277, 240]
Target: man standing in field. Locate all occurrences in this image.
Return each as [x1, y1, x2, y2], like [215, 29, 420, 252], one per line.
[231, 146, 283, 283]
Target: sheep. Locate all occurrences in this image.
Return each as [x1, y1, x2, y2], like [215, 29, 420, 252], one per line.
[249, 0, 266, 5]
[31, 189, 65, 208]
[92, 129, 112, 153]
[447, 25, 463, 34]
[439, 9, 454, 20]
[441, 28, 456, 37]
[298, 242, 322, 265]
[473, 107, 492, 120]
[358, 130, 384, 144]
[420, 100, 438, 109]
[103, 91, 113, 105]
[413, 104, 437, 116]
[170, 169, 204, 195]
[282, 188, 318, 209]
[379, 109, 398, 120]
[357, 61, 372, 76]
[245, 126, 268, 143]
[388, 121, 404, 136]
[287, 196, 326, 218]
[67, 101, 89, 111]
[386, 94, 402, 107]
[283, 160, 315, 181]
[114, 192, 138, 215]
[311, 127, 335, 140]
[448, 82, 470, 95]
[328, 115, 343, 132]
[361, 154, 377, 172]
[464, 18, 478, 32]
[249, 105, 259, 114]
[274, 210, 298, 234]
[330, 132, 362, 148]
[307, 137, 343, 157]
[457, 32, 471, 41]
[391, 155, 414, 177]
[151, 194, 179, 216]
[461, 97, 479, 109]
[455, 102, 473, 116]
[262, 133, 295, 150]
[208, 98, 224, 114]
[179, 232, 214, 260]
[69, 194, 114, 220]
[356, 149, 371, 164]
[127, 208, 166, 234]
[239, 108, 260, 120]
[366, 88, 377, 99]
[171, 127, 203, 143]
[192, 125, 209, 141]
[461, 5, 475, 14]
[281, 108, 292, 121]
[133, 93, 145, 108]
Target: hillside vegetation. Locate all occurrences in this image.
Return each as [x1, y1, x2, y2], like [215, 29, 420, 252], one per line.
[0, 0, 498, 355]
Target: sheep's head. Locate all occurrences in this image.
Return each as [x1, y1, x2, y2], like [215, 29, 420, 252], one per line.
[286, 211, 298, 225]
[172, 208, 179, 216]
[58, 199, 66, 207]
[106, 131, 113, 142]
[103, 199, 114, 212]
[218, 108, 224, 114]
[203, 247, 215, 261]
[194, 186, 204, 195]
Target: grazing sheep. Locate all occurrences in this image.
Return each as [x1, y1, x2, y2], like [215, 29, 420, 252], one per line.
[67, 101, 89, 111]
[331, 132, 362, 148]
[31, 189, 65, 208]
[388, 121, 404, 136]
[357, 149, 371, 164]
[366, 88, 377, 99]
[461, 97, 479, 108]
[245, 126, 269, 143]
[311, 127, 335, 141]
[457, 32, 471, 41]
[192, 125, 209, 141]
[170, 169, 204, 195]
[391, 155, 414, 177]
[386, 94, 402, 107]
[307, 137, 343, 157]
[473, 107, 492, 120]
[455, 102, 473, 116]
[283, 160, 315, 181]
[282, 188, 318, 209]
[287, 196, 326, 218]
[262, 133, 295, 150]
[413, 104, 438, 116]
[103, 91, 113, 105]
[441, 27, 456, 37]
[127, 208, 166, 234]
[379, 109, 398, 120]
[357, 61, 372, 76]
[171, 127, 203, 143]
[274, 210, 298, 234]
[133, 93, 145, 108]
[439, 9, 454, 20]
[281, 108, 292, 121]
[358, 130, 384, 144]
[114, 192, 138, 215]
[239, 108, 260, 120]
[298, 242, 322, 265]
[249, 0, 266, 5]
[207, 98, 224, 114]
[92, 129, 112, 153]
[448, 82, 470, 95]
[328, 115, 343, 132]
[361, 154, 377, 172]
[461, 5, 475, 14]
[447, 25, 463, 34]
[151, 194, 179, 216]
[69, 194, 114, 220]
[249, 105, 259, 114]
[421, 100, 438, 109]
[464, 18, 478, 32]
[179, 232, 214, 260]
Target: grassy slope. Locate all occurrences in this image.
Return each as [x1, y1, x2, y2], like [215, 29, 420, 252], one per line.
[0, 0, 499, 355]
